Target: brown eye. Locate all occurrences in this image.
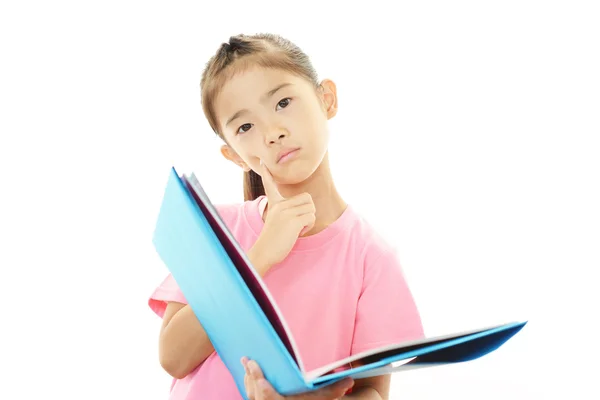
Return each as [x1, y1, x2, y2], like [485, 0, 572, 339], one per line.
[238, 123, 253, 134]
[276, 98, 291, 110]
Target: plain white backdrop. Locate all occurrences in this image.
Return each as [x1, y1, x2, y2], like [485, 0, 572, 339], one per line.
[1, 1, 599, 399]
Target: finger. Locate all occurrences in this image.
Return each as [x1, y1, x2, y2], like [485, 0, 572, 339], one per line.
[241, 357, 255, 399]
[284, 192, 314, 208]
[298, 213, 316, 236]
[291, 202, 316, 217]
[256, 378, 284, 400]
[244, 372, 254, 400]
[259, 161, 284, 203]
[299, 226, 311, 237]
[248, 360, 281, 400]
[248, 360, 265, 380]
[312, 378, 354, 399]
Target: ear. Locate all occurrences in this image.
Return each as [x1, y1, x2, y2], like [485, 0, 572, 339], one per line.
[319, 79, 338, 119]
[220, 144, 251, 171]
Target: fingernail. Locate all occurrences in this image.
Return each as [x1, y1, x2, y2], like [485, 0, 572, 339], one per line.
[242, 357, 251, 375]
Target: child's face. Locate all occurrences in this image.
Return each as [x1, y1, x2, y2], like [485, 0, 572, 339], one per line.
[214, 66, 337, 185]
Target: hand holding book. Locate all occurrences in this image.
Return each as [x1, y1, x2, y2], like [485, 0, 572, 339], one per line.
[241, 357, 354, 400]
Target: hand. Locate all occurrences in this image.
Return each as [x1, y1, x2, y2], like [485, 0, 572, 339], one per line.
[241, 357, 354, 400]
[253, 161, 316, 271]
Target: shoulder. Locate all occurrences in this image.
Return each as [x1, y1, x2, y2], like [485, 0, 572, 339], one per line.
[346, 207, 400, 268]
[340, 206, 410, 291]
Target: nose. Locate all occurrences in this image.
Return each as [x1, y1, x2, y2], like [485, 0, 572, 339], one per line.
[265, 129, 288, 145]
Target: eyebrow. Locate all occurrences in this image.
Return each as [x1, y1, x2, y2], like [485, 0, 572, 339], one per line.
[225, 82, 293, 127]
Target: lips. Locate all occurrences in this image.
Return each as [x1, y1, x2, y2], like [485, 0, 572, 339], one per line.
[276, 147, 300, 163]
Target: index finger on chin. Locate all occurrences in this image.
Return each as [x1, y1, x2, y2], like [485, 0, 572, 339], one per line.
[259, 160, 284, 203]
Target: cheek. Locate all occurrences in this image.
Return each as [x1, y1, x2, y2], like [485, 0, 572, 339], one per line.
[294, 104, 326, 134]
[305, 112, 329, 143]
[236, 137, 266, 164]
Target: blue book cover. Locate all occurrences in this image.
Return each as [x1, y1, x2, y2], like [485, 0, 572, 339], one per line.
[152, 167, 527, 398]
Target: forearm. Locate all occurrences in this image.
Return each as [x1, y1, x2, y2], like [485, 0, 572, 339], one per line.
[159, 245, 268, 378]
[159, 305, 214, 378]
[343, 386, 383, 399]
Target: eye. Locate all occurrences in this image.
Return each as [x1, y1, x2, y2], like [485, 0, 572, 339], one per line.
[276, 98, 291, 110]
[237, 123, 253, 134]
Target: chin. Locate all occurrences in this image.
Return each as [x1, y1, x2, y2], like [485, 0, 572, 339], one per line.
[277, 156, 324, 185]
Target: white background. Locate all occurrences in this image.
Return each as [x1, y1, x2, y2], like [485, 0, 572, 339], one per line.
[1, 1, 599, 399]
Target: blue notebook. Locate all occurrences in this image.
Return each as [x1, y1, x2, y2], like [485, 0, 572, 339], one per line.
[152, 167, 527, 398]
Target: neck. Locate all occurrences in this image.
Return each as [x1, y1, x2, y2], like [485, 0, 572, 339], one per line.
[264, 152, 347, 235]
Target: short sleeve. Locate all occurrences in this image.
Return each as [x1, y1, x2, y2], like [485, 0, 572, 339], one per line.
[351, 249, 425, 355]
[148, 274, 188, 318]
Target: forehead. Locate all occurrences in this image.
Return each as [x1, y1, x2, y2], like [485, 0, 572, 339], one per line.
[214, 66, 310, 120]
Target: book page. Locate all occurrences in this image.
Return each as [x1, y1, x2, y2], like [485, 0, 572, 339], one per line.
[183, 173, 306, 373]
[314, 358, 426, 382]
[304, 321, 516, 380]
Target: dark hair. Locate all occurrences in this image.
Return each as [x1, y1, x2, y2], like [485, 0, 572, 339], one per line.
[200, 33, 320, 201]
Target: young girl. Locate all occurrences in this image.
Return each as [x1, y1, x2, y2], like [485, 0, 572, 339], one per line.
[148, 33, 425, 400]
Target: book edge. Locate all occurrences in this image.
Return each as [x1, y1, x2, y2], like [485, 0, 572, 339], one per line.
[184, 172, 308, 376]
[304, 320, 526, 381]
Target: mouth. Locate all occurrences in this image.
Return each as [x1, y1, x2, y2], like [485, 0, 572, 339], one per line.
[277, 148, 300, 164]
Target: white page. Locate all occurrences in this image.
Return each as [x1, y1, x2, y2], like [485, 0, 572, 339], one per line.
[304, 321, 517, 380]
[341, 359, 447, 380]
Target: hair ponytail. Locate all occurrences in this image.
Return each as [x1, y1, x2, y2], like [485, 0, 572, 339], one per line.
[243, 169, 265, 201]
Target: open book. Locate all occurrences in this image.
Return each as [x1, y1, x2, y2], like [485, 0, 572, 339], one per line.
[152, 167, 527, 398]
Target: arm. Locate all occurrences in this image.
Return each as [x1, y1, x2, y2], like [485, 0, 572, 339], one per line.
[342, 375, 390, 399]
[158, 244, 272, 379]
[342, 361, 390, 400]
[158, 302, 213, 379]
[343, 384, 388, 400]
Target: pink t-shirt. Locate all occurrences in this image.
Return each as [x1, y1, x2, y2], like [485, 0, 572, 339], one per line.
[149, 196, 424, 400]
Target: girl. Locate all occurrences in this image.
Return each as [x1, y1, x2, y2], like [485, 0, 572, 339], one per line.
[148, 33, 425, 400]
